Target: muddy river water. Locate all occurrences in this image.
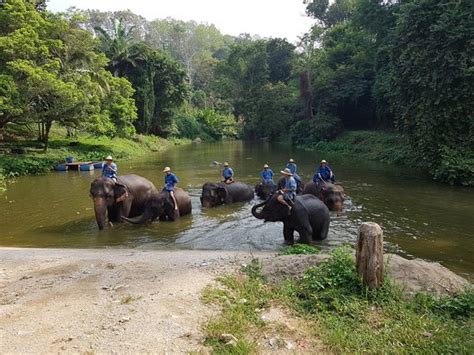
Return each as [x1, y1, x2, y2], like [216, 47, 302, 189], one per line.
[0, 141, 472, 279]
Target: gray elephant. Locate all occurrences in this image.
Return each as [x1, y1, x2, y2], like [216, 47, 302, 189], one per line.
[302, 180, 345, 212]
[122, 188, 192, 224]
[201, 181, 254, 208]
[90, 174, 158, 230]
[251, 194, 330, 245]
[255, 180, 277, 200]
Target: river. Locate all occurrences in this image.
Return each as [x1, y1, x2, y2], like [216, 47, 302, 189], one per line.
[0, 141, 473, 279]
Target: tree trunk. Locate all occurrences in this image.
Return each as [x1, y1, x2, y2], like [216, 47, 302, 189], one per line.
[356, 222, 384, 289]
[43, 121, 53, 152]
[300, 70, 313, 121]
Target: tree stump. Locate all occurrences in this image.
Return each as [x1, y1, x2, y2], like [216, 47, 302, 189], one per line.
[356, 222, 384, 289]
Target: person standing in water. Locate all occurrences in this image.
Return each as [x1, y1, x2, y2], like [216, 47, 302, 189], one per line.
[277, 168, 297, 215]
[163, 166, 179, 210]
[222, 162, 234, 184]
[102, 156, 118, 181]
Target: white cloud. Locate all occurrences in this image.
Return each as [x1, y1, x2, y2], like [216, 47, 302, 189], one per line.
[47, 0, 314, 43]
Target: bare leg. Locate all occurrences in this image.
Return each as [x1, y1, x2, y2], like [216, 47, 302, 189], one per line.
[170, 190, 178, 210]
[277, 194, 292, 215]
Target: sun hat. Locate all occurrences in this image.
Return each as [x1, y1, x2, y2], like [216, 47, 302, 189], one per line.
[280, 168, 293, 176]
[105, 155, 113, 161]
[288, 158, 294, 163]
[223, 162, 229, 167]
[163, 166, 171, 172]
[263, 164, 269, 168]
[321, 159, 327, 164]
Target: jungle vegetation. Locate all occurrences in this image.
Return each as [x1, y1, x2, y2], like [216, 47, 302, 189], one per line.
[0, 0, 472, 185]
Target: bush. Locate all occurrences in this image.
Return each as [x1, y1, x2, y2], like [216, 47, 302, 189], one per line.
[278, 244, 320, 255]
[432, 147, 474, 186]
[291, 112, 343, 146]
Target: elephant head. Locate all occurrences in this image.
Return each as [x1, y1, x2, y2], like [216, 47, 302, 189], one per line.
[319, 183, 345, 212]
[200, 183, 229, 208]
[251, 194, 289, 222]
[90, 177, 128, 230]
[122, 191, 173, 224]
[255, 181, 277, 200]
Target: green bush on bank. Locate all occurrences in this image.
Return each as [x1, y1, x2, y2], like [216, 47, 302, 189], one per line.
[0, 133, 188, 177]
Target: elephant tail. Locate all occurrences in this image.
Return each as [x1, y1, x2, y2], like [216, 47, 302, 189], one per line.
[122, 209, 154, 224]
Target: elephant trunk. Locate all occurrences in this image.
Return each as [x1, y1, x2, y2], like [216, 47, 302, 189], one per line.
[251, 200, 267, 219]
[122, 208, 154, 224]
[93, 197, 107, 230]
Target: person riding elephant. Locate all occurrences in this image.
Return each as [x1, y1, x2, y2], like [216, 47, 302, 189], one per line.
[303, 179, 345, 212]
[122, 188, 192, 224]
[286, 158, 301, 185]
[201, 181, 254, 208]
[313, 159, 335, 184]
[277, 168, 297, 215]
[102, 155, 118, 181]
[90, 174, 158, 230]
[255, 164, 277, 199]
[222, 162, 234, 184]
[251, 193, 330, 245]
[163, 166, 179, 210]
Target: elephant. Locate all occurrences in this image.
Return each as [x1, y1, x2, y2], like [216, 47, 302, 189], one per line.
[122, 188, 192, 224]
[277, 176, 305, 194]
[251, 193, 330, 245]
[90, 174, 158, 230]
[302, 180, 345, 212]
[201, 181, 254, 208]
[255, 180, 278, 200]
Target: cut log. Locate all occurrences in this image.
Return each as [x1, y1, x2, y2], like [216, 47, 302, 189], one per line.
[356, 222, 384, 289]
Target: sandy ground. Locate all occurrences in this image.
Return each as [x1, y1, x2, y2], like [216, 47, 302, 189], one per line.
[0, 248, 273, 354]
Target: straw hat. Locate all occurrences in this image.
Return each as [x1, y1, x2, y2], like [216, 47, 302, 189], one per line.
[163, 166, 171, 172]
[263, 164, 269, 168]
[280, 168, 293, 176]
[288, 158, 295, 163]
[223, 162, 229, 167]
[105, 155, 113, 161]
[321, 159, 327, 164]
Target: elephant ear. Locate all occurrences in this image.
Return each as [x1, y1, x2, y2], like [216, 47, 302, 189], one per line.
[114, 182, 129, 203]
[216, 187, 228, 203]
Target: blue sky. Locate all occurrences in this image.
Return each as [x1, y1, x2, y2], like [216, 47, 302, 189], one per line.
[48, 0, 314, 43]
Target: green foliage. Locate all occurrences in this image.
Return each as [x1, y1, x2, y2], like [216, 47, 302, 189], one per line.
[277, 244, 320, 256]
[292, 112, 343, 146]
[389, 0, 474, 186]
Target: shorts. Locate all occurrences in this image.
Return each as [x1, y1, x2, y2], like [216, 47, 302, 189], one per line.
[164, 186, 175, 192]
[282, 192, 295, 204]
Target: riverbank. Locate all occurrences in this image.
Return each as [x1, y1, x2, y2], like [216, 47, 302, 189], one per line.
[0, 132, 189, 178]
[298, 130, 474, 187]
[0, 247, 471, 353]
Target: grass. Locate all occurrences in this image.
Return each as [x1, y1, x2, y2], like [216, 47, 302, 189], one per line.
[277, 244, 320, 256]
[0, 126, 189, 177]
[202, 247, 474, 354]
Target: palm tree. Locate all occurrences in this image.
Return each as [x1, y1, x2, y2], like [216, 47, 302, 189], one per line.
[94, 19, 137, 77]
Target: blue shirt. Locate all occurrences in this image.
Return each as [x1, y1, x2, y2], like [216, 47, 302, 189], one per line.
[286, 163, 297, 175]
[102, 162, 118, 179]
[283, 176, 297, 198]
[165, 173, 179, 190]
[223, 167, 234, 179]
[317, 166, 333, 181]
[261, 169, 274, 182]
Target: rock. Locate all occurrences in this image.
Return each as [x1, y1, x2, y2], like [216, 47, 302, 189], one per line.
[285, 341, 295, 350]
[238, 298, 248, 304]
[193, 137, 202, 144]
[119, 317, 131, 323]
[261, 254, 330, 284]
[220, 333, 238, 343]
[423, 331, 433, 338]
[268, 337, 278, 348]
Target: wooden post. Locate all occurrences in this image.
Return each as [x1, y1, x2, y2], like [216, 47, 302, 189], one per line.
[356, 222, 384, 289]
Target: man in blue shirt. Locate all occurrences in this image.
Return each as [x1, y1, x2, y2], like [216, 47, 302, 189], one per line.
[286, 158, 301, 185]
[163, 166, 179, 210]
[261, 164, 275, 186]
[277, 168, 297, 215]
[222, 162, 234, 184]
[102, 156, 118, 181]
[313, 159, 335, 184]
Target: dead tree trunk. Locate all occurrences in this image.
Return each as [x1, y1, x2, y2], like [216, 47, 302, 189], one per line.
[356, 222, 384, 289]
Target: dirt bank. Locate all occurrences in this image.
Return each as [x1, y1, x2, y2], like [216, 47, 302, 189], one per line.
[0, 248, 272, 353]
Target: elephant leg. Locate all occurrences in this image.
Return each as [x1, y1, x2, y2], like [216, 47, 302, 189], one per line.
[283, 224, 295, 245]
[108, 206, 119, 223]
[313, 219, 329, 241]
[296, 223, 313, 245]
[117, 198, 133, 221]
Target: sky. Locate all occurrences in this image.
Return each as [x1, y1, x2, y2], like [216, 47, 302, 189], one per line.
[47, 0, 315, 43]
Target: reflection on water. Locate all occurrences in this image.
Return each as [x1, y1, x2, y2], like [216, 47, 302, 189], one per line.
[0, 141, 472, 279]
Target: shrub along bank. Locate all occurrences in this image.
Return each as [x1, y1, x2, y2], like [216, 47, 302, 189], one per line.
[202, 247, 473, 353]
[297, 130, 474, 186]
[0, 134, 188, 177]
